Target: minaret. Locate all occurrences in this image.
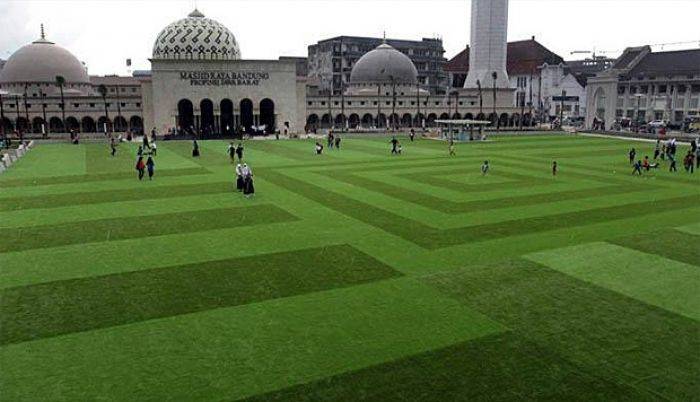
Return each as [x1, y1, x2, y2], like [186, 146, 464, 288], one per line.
[463, 0, 511, 89]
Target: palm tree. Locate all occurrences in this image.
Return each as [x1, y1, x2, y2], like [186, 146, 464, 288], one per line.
[97, 84, 109, 133]
[55, 75, 66, 132]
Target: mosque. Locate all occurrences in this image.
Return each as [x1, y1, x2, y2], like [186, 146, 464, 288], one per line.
[0, 1, 521, 137]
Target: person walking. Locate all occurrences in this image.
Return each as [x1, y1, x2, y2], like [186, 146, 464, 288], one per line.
[334, 135, 341, 150]
[235, 163, 245, 192]
[242, 163, 255, 198]
[146, 156, 155, 180]
[235, 142, 244, 162]
[449, 139, 456, 156]
[192, 139, 200, 157]
[150, 141, 157, 156]
[135, 156, 146, 180]
[390, 136, 399, 155]
[552, 161, 558, 176]
[110, 137, 117, 157]
[227, 142, 236, 162]
[629, 148, 636, 165]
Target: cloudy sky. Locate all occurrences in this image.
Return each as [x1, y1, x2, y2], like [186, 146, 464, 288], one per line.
[1, 0, 699, 75]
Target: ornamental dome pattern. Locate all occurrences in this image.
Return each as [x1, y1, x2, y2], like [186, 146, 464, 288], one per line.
[152, 9, 241, 61]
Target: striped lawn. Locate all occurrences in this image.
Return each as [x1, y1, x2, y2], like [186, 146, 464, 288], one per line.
[0, 134, 698, 401]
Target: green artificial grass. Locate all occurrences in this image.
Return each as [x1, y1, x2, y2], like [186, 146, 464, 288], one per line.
[0, 134, 698, 401]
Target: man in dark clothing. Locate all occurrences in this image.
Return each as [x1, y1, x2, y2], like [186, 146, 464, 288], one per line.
[629, 148, 636, 165]
[390, 137, 399, 154]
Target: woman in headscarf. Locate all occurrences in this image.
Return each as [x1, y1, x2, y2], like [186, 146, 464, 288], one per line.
[192, 139, 200, 157]
[242, 163, 255, 198]
[235, 163, 245, 192]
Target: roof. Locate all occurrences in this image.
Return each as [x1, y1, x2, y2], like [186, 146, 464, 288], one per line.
[629, 49, 700, 76]
[445, 39, 564, 75]
[89, 75, 141, 86]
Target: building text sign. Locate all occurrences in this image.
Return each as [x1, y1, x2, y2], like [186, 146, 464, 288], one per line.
[180, 71, 270, 86]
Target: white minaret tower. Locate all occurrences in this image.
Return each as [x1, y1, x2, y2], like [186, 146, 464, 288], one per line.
[463, 0, 511, 89]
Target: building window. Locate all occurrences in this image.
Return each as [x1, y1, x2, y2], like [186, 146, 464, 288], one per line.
[73, 103, 79, 107]
[136, 103, 141, 107]
[89, 103, 95, 107]
[308, 102, 313, 106]
[131, 88, 137, 92]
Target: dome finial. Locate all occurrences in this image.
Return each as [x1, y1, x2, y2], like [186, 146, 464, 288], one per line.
[188, 7, 205, 18]
[40, 23, 45, 39]
[382, 31, 386, 44]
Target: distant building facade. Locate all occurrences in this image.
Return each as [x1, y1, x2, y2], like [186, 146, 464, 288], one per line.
[308, 36, 448, 96]
[585, 46, 700, 128]
[0, 31, 144, 135]
[446, 38, 588, 122]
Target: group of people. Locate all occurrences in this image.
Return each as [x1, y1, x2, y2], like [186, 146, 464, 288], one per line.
[227, 142, 245, 162]
[327, 132, 342, 150]
[630, 137, 698, 175]
[132, 130, 158, 180]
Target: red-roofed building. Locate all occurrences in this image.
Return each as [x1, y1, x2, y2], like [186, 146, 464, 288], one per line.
[446, 38, 587, 121]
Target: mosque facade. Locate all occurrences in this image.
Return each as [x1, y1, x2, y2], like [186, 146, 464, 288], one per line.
[1, 5, 526, 137]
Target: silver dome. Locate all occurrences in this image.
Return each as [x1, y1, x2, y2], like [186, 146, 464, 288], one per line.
[152, 9, 241, 61]
[350, 43, 418, 85]
[0, 34, 89, 85]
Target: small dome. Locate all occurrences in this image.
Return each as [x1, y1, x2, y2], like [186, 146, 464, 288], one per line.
[350, 43, 418, 86]
[0, 30, 89, 85]
[152, 9, 241, 61]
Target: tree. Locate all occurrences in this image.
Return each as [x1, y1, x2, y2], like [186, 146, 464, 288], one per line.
[55, 75, 66, 132]
[97, 84, 110, 133]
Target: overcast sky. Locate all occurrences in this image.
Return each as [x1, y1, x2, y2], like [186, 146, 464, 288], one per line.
[1, 0, 699, 76]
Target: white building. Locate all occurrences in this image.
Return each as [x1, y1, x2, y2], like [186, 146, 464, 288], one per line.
[585, 46, 700, 129]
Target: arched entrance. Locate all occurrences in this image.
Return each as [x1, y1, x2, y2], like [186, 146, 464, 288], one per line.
[113, 116, 127, 132]
[260, 98, 275, 134]
[402, 113, 413, 127]
[348, 113, 360, 129]
[334, 114, 346, 129]
[1, 117, 13, 132]
[306, 114, 319, 131]
[129, 116, 143, 133]
[321, 113, 332, 129]
[465, 113, 474, 120]
[66, 116, 80, 132]
[361, 113, 373, 128]
[16, 117, 29, 132]
[82, 116, 96, 133]
[427, 113, 437, 127]
[220, 99, 234, 136]
[177, 99, 194, 133]
[377, 113, 387, 128]
[97, 116, 112, 133]
[49, 117, 64, 133]
[201, 99, 215, 135]
[239, 98, 254, 132]
[32, 117, 45, 133]
[499, 113, 509, 127]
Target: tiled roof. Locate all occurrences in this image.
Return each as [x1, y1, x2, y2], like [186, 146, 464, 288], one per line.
[445, 39, 564, 75]
[629, 49, 700, 76]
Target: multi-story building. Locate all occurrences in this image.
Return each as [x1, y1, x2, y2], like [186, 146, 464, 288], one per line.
[445, 37, 586, 123]
[585, 46, 700, 129]
[446, 38, 588, 122]
[308, 36, 447, 96]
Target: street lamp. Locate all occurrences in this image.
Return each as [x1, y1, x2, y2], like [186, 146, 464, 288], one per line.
[492, 71, 498, 130]
[634, 93, 644, 131]
[0, 89, 7, 140]
[559, 89, 566, 128]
